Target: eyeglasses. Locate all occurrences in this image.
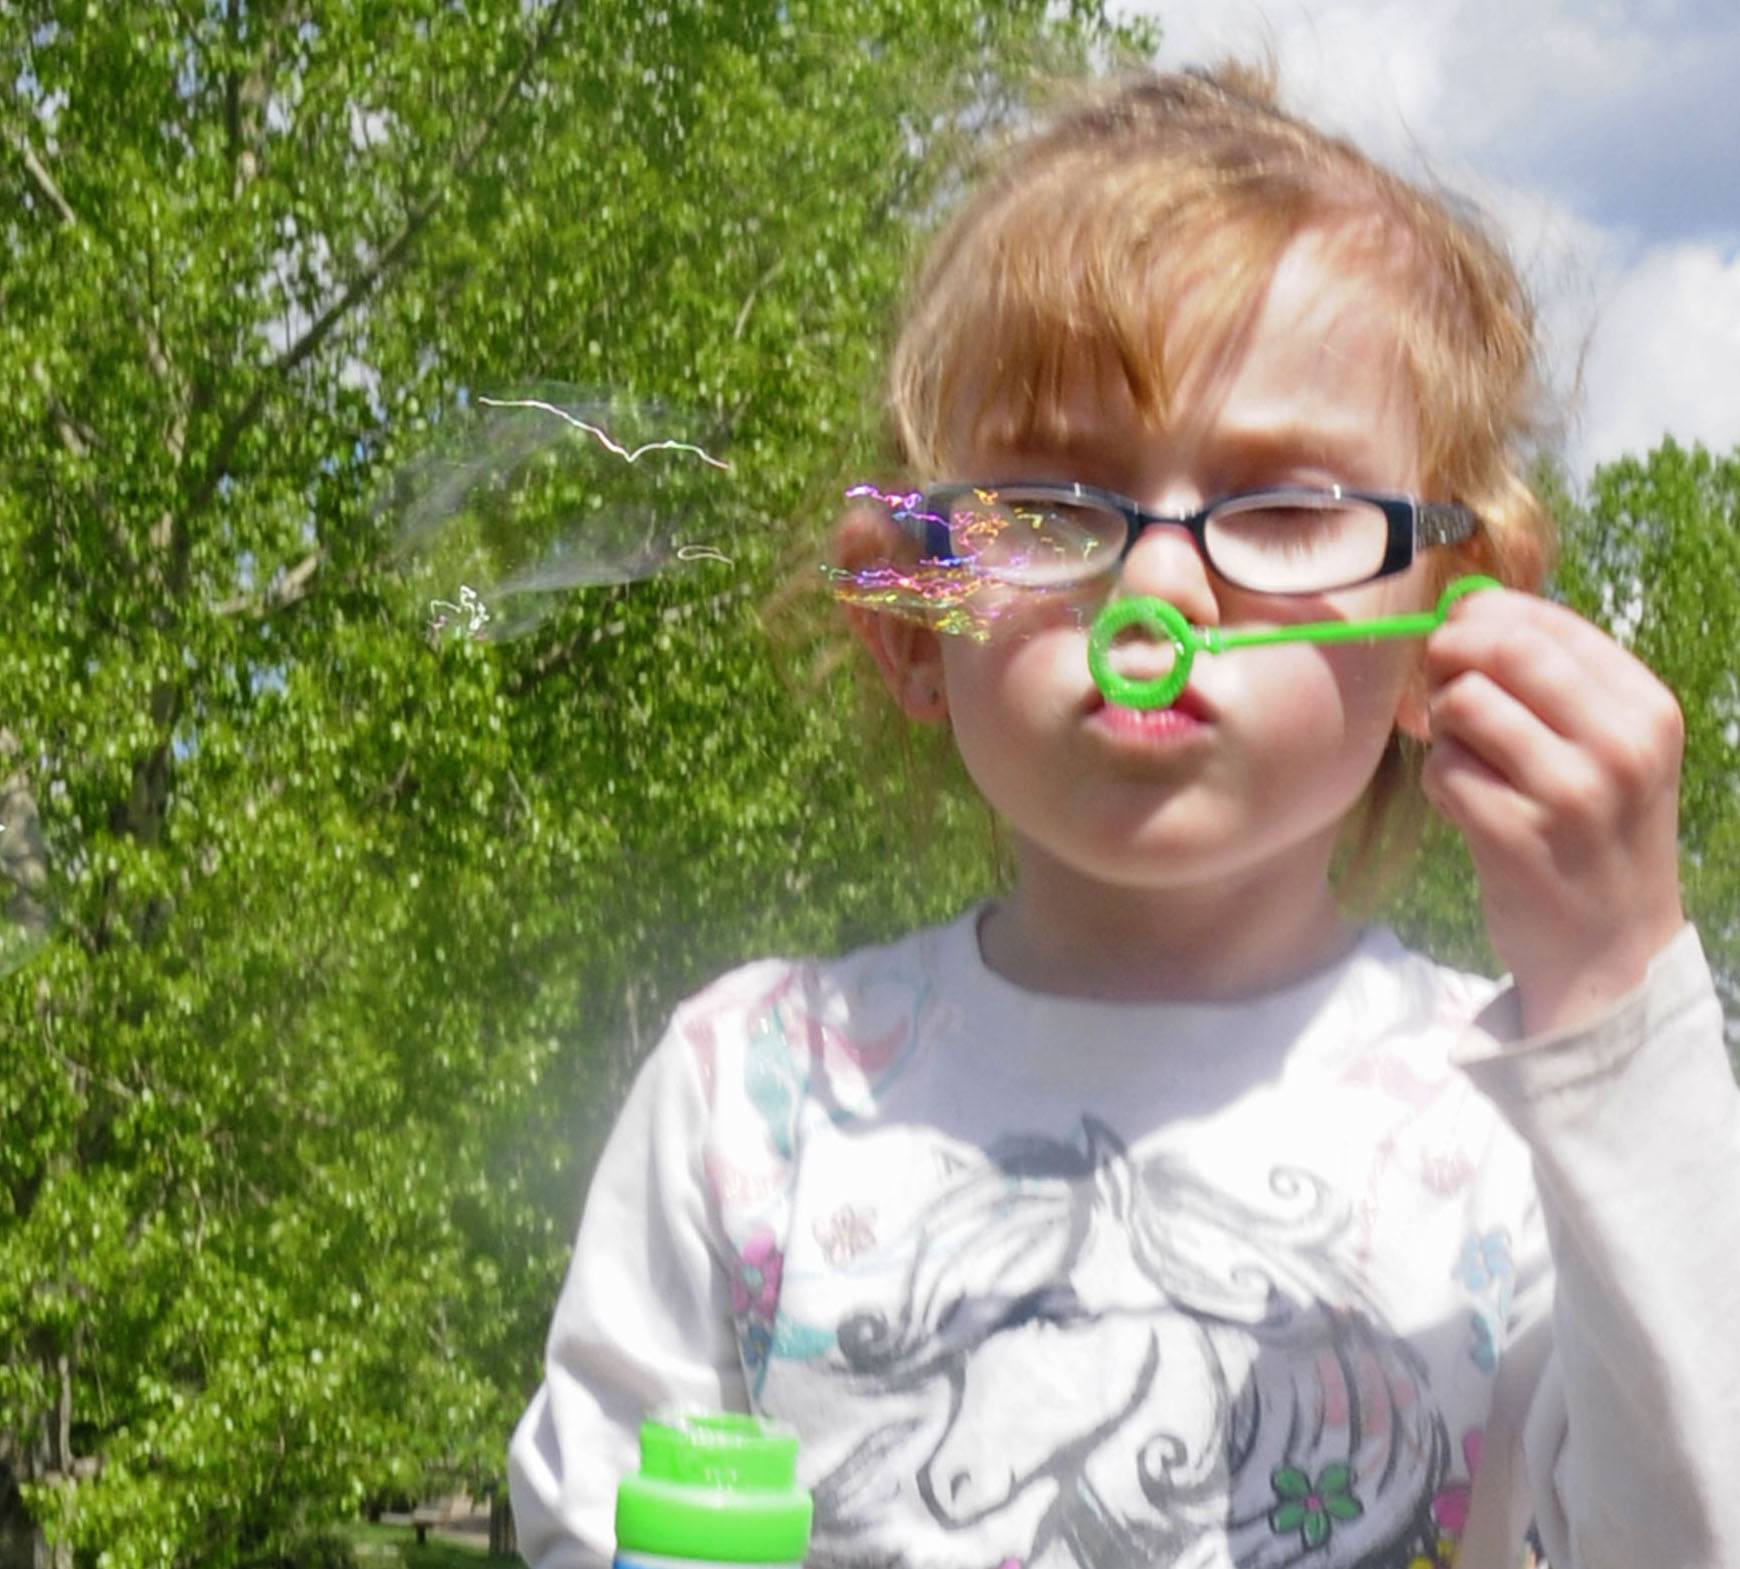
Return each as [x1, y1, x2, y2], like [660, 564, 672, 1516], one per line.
[900, 482, 1479, 595]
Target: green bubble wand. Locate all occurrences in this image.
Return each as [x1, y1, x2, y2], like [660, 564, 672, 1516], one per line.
[1087, 574, 1501, 710]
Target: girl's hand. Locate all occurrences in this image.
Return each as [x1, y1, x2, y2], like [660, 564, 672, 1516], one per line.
[1418, 587, 1686, 1036]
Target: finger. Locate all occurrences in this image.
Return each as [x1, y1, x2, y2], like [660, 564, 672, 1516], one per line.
[1432, 605, 1686, 816]
[1419, 734, 1572, 882]
[1426, 666, 1598, 813]
[1425, 591, 1662, 743]
[1420, 727, 1517, 836]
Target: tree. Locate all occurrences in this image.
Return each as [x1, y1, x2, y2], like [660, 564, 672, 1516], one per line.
[1556, 439, 1740, 1051]
[0, 2, 1151, 1563]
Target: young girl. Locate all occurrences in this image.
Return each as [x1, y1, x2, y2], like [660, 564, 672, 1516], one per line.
[508, 66, 1739, 1569]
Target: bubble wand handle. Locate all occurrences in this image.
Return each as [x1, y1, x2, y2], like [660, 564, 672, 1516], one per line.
[1088, 574, 1501, 711]
[1200, 609, 1445, 652]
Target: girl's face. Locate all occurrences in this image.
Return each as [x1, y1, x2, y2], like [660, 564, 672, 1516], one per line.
[932, 230, 1432, 906]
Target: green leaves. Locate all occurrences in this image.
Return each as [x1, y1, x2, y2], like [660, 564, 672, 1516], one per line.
[1558, 441, 1740, 1052]
[1, 0, 1136, 1560]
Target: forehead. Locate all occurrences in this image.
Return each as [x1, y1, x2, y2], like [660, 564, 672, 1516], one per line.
[947, 222, 1422, 484]
[1182, 228, 1421, 477]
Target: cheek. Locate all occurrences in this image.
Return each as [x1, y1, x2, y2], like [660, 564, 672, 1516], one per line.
[1323, 642, 1416, 724]
[941, 627, 1076, 724]
[938, 633, 1082, 803]
[1234, 642, 1413, 780]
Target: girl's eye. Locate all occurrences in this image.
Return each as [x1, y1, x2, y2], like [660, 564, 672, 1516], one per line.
[1214, 496, 1338, 530]
[1205, 493, 1392, 588]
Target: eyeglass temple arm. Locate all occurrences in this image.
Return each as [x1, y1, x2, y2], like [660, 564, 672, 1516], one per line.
[1417, 501, 1477, 550]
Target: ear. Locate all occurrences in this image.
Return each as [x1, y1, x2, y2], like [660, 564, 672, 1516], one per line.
[831, 501, 950, 724]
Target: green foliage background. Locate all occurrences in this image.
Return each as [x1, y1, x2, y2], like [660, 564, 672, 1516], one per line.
[0, 2, 1732, 1564]
[0, 1, 1152, 1562]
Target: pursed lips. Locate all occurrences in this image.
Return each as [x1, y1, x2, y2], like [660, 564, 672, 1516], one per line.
[1081, 665, 1216, 724]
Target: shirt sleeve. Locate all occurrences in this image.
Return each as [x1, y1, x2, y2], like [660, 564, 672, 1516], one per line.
[1451, 923, 1740, 1569]
[507, 1016, 749, 1569]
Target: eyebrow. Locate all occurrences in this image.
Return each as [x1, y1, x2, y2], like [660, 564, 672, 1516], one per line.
[975, 427, 1118, 466]
[974, 422, 1392, 488]
[1207, 423, 1387, 477]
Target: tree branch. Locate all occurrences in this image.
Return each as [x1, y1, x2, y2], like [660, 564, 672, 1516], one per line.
[225, 0, 284, 198]
[12, 132, 77, 227]
[17, 134, 187, 521]
[212, 548, 325, 619]
[30, 360, 100, 461]
[732, 258, 787, 342]
[505, 581, 755, 696]
[186, 0, 576, 524]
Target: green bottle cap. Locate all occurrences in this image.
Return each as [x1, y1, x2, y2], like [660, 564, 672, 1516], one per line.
[615, 1412, 813, 1564]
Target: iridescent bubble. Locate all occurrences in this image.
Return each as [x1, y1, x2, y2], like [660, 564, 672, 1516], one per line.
[384, 385, 736, 644]
[821, 558, 1009, 643]
[824, 483, 1088, 642]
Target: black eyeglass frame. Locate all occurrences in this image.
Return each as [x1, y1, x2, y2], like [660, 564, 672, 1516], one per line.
[904, 481, 1479, 593]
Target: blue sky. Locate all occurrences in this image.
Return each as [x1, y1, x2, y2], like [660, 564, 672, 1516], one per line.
[1116, 0, 1740, 479]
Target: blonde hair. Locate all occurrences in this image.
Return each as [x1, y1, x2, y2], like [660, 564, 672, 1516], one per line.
[882, 62, 1558, 899]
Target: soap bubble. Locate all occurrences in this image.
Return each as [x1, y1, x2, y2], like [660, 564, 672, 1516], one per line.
[822, 555, 1013, 643]
[823, 484, 1087, 642]
[384, 386, 736, 644]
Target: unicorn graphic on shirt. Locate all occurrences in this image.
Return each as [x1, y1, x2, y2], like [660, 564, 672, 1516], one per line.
[806, 1119, 1459, 1569]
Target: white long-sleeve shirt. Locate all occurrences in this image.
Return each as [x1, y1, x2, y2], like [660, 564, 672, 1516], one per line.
[509, 910, 1739, 1569]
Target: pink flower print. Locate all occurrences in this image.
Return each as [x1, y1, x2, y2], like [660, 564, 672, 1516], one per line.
[1314, 1346, 1417, 1438]
[731, 1227, 784, 1323]
[1420, 1150, 1475, 1195]
[1430, 1430, 1483, 1541]
[813, 1204, 878, 1265]
[1343, 1053, 1444, 1109]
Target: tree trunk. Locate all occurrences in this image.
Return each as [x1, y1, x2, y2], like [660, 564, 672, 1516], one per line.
[0, 730, 51, 975]
[488, 1488, 518, 1557]
[0, 1466, 71, 1569]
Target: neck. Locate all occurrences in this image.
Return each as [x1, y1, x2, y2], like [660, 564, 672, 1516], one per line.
[980, 833, 1357, 1003]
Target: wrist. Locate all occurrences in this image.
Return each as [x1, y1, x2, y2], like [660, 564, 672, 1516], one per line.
[1512, 915, 1686, 1036]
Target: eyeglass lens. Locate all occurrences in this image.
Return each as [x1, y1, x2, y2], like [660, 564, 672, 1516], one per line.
[943, 488, 1393, 594]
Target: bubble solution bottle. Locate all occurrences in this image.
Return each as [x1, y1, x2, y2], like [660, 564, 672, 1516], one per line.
[613, 1412, 813, 1569]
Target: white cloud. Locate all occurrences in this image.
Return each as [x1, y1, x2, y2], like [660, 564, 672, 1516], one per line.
[1111, 0, 1740, 476]
[1577, 242, 1740, 468]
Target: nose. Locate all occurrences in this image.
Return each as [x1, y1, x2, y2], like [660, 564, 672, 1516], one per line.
[1116, 515, 1221, 630]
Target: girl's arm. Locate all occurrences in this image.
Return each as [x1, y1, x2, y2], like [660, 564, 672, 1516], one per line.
[508, 1022, 749, 1569]
[1454, 923, 1739, 1569]
[1422, 589, 1740, 1567]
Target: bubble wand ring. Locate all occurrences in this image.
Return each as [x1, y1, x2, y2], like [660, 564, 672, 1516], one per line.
[1087, 574, 1502, 710]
